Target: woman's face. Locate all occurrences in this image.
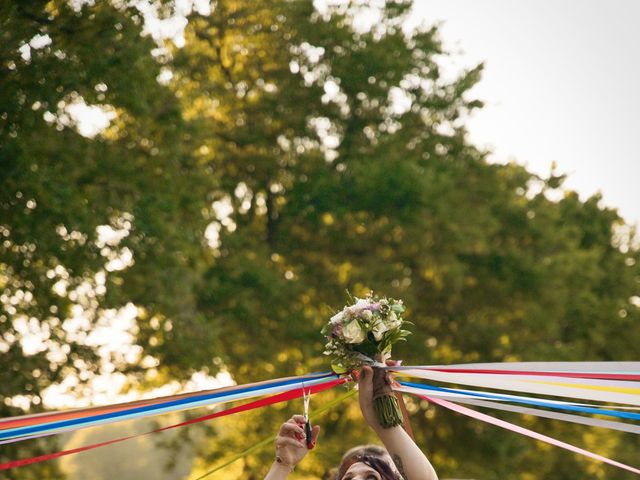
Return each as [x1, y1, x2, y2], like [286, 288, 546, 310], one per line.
[341, 461, 382, 480]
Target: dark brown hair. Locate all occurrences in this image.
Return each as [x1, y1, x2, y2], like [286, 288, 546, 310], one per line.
[334, 445, 403, 480]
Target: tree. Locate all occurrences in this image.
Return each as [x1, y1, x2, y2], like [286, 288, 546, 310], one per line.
[2, 1, 639, 479]
[1, 1, 211, 477]
[174, 1, 640, 478]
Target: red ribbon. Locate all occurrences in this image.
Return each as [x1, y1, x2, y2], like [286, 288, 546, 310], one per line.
[0, 378, 345, 471]
[427, 368, 640, 381]
[0, 374, 315, 431]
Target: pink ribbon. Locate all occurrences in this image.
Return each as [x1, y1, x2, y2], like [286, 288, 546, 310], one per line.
[416, 394, 640, 476]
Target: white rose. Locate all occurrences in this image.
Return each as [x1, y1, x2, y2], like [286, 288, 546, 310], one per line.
[385, 311, 401, 329]
[361, 309, 373, 321]
[330, 311, 345, 324]
[342, 319, 366, 344]
[372, 319, 389, 341]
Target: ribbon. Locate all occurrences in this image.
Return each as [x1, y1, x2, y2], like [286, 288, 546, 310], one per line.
[436, 397, 640, 435]
[397, 381, 640, 420]
[3, 361, 640, 473]
[0, 372, 334, 431]
[0, 373, 336, 442]
[396, 368, 640, 405]
[400, 362, 640, 373]
[424, 368, 640, 381]
[395, 384, 640, 434]
[412, 394, 640, 476]
[192, 388, 358, 480]
[394, 362, 640, 382]
[0, 377, 346, 471]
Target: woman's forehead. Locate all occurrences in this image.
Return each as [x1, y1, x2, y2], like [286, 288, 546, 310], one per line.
[346, 461, 378, 474]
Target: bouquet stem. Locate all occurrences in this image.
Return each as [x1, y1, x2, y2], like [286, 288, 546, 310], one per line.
[372, 366, 403, 429]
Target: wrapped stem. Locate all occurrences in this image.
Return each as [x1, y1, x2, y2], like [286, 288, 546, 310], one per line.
[372, 366, 403, 429]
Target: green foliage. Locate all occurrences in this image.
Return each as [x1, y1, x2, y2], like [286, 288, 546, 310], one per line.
[2, 1, 639, 479]
[1, 1, 210, 477]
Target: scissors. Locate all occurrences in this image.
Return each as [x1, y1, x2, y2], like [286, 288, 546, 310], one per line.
[303, 385, 314, 449]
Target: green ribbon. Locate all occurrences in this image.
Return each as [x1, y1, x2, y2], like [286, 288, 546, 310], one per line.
[193, 387, 357, 479]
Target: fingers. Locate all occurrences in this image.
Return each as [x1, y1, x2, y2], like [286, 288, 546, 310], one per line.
[308, 424, 320, 448]
[276, 436, 305, 450]
[280, 416, 320, 450]
[292, 414, 306, 424]
[281, 422, 304, 434]
[358, 365, 373, 395]
[288, 414, 306, 425]
[280, 422, 305, 439]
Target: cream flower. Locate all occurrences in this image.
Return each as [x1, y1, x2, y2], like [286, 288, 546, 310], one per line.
[361, 309, 373, 321]
[330, 311, 345, 324]
[372, 319, 389, 341]
[342, 319, 366, 344]
[385, 311, 401, 329]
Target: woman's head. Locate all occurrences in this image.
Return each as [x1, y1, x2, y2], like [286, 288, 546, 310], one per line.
[334, 445, 403, 480]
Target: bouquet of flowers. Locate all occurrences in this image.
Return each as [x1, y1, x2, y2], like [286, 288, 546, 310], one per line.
[322, 292, 411, 428]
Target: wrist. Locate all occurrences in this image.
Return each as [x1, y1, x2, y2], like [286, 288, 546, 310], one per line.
[274, 456, 296, 473]
[266, 459, 294, 480]
[364, 410, 385, 432]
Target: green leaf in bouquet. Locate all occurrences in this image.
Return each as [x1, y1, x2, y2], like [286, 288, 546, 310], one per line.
[331, 363, 348, 374]
[355, 340, 378, 357]
[391, 303, 406, 314]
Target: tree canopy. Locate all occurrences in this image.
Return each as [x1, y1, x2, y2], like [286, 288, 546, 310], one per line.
[1, 1, 639, 479]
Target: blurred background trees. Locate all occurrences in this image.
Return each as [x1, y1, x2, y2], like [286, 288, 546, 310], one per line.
[1, 1, 639, 479]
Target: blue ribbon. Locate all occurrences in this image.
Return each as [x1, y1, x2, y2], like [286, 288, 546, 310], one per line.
[398, 381, 640, 421]
[1, 372, 336, 440]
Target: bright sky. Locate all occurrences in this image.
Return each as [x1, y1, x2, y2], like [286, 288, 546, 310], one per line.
[411, 0, 640, 225]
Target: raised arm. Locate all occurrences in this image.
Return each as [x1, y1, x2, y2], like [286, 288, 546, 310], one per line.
[358, 366, 438, 480]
